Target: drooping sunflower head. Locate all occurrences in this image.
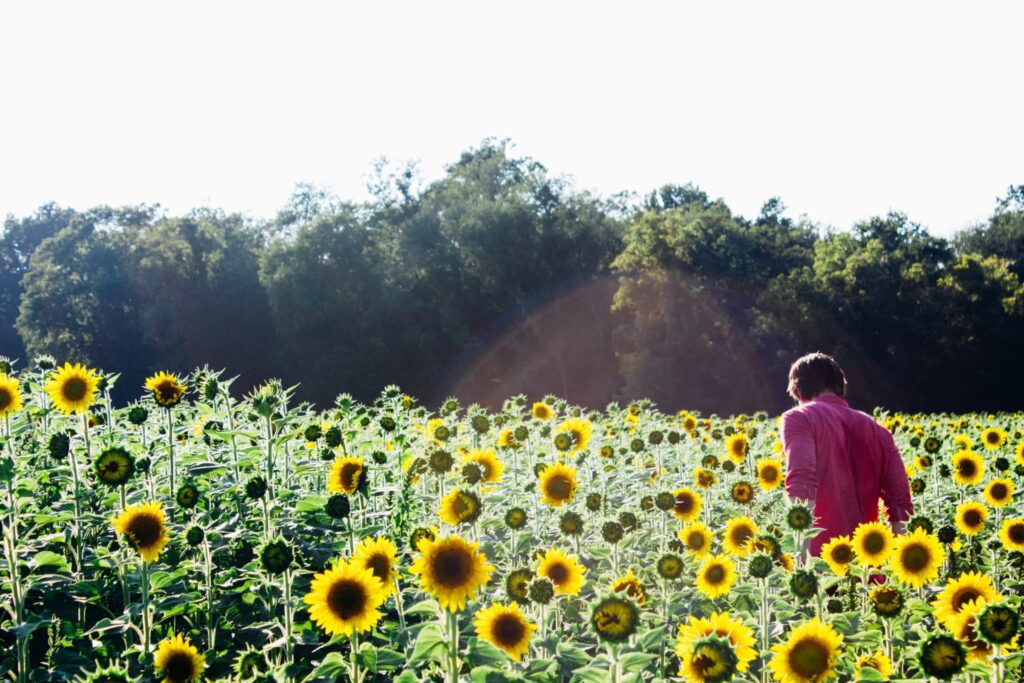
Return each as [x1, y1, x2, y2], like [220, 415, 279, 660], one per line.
[870, 586, 904, 618]
[730, 481, 755, 505]
[981, 427, 1007, 450]
[610, 569, 647, 606]
[46, 363, 100, 414]
[505, 568, 533, 604]
[722, 517, 759, 557]
[786, 505, 813, 531]
[820, 535, 854, 577]
[554, 417, 592, 454]
[590, 594, 640, 643]
[409, 534, 495, 612]
[851, 521, 894, 567]
[144, 371, 187, 408]
[463, 448, 504, 483]
[536, 548, 586, 596]
[955, 500, 988, 536]
[93, 446, 136, 487]
[76, 662, 131, 683]
[304, 559, 386, 636]
[887, 528, 945, 589]
[768, 617, 844, 683]
[112, 501, 169, 563]
[724, 433, 748, 464]
[854, 651, 893, 680]
[949, 598, 994, 663]
[657, 553, 684, 580]
[755, 458, 783, 490]
[918, 633, 967, 681]
[439, 488, 483, 526]
[695, 468, 717, 489]
[952, 450, 985, 486]
[671, 487, 703, 522]
[976, 601, 1020, 646]
[680, 635, 739, 683]
[984, 478, 1015, 507]
[788, 569, 818, 600]
[695, 554, 737, 599]
[473, 602, 536, 661]
[0, 374, 23, 417]
[537, 462, 578, 508]
[931, 571, 1001, 630]
[679, 522, 714, 558]
[328, 456, 365, 495]
[999, 518, 1024, 551]
[154, 633, 204, 683]
[352, 536, 399, 595]
[676, 611, 758, 674]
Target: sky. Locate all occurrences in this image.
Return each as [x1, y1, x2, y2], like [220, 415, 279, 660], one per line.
[1, 1, 1021, 237]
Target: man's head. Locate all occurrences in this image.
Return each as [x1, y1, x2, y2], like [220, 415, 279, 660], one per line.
[787, 352, 847, 402]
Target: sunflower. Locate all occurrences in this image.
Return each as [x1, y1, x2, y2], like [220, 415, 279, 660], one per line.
[463, 449, 504, 483]
[984, 478, 1015, 507]
[695, 554, 737, 599]
[931, 572, 1000, 630]
[473, 602, 536, 661]
[678, 635, 738, 683]
[887, 528, 944, 588]
[610, 569, 647, 606]
[305, 559, 386, 636]
[112, 501, 170, 563]
[532, 402, 552, 420]
[45, 363, 100, 414]
[154, 633, 204, 683]
[537, 462, 578, 507]
[851, 521, 894, 567]
[678, 522, 714, 558]
[724, 433, 748, 464]
[0, 374, 23, 417]
[918, 633, 967, 680]
[820, 535, 855, 577]
[999, 518, 1024, 551]
[948, 598, 996, 663]
[854, 651, 893, 681]
[981, 427, 1007, 450]
[730, 481, 755, 505]
[536, 548, 586, 596]
[976, 602, 1020, 646]
[352, 536, 399, 596]
[768, 617, 843, 683]
[93, 447, 136, 487]
[1017, 441, 1024, 468]
[722, 517, 759, 557]
[955, 500, 988, 536]
[870, 586, 904, 618]
[410, 534, 494, 612]
[590, 595, 640, 642]
[952, 450, 984, 486]
[555, 417, 592, 454]
[438, 488, 483, 526]
[676, 611, 758, 674]
[327, 456, 364, 495]
[756, 458, 783, 491]
[694, 468, 717, 489]
[144, 371, 186, 408]
[671, 487, 703, 522]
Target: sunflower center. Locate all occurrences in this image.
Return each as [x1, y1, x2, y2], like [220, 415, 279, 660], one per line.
[901, 544, 930, 572]
[432, 547, 473, 587]
[762, 468, 778, 482]
[863, 533, 885, 554]
[962, 510, 983, 527]
[959, 461, 977, 477]
[1009, 523, 1024, 544]
[366, 554, 390, 583]
[952, 588, 982, 611]
[339, 463, 362, 490]
[705, 565, 726, 584]
[546, 562, 569, 585]
[163, 652, 196, 683]
[788, 638, 830, 678]
[63, 378, 87, 401]
[987, 433, 999, 444]
[674, 494, 694, 515]
[830, 545, 852, 564]
[0, 389, 11, 410]
[492, 613, 526, 647]
[127, 513, 162, 548]
[731, 526, 754, 546]
[991, 484, 1008, 500]
[688, 533, 706, 550]
[155, 380, 179, 402]
[327, 578, 368, 619]
[546, 475, 572, 500]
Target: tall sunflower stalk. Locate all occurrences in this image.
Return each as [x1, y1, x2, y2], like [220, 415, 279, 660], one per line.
[2, 463, 29, 683]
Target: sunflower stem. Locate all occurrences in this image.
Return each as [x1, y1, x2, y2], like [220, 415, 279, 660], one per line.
[140, 560, 151, 655]
[71, 412, 87, 576]
[165, 408, 175, 519]
[282, 566, 293, 667]
[204, 540, 216, 650]
[448, 609, 460, 683]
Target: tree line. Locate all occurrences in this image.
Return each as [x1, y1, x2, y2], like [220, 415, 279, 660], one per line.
[2, 140, 1022, 414]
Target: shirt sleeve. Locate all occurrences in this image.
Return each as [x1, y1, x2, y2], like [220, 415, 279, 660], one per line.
[782, 410, 817, 502]
[879, 429, 914, 524]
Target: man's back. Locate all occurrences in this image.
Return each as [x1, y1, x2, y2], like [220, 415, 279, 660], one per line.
[781, 393, 913, 555]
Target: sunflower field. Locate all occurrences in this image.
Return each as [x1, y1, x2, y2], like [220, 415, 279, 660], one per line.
[1, 361, 1024, 683]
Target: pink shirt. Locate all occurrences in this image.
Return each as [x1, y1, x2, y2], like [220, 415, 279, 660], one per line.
[781, 393, 913, 556]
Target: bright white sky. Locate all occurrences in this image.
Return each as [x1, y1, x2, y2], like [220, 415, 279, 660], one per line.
[1, 1, 1021, 236]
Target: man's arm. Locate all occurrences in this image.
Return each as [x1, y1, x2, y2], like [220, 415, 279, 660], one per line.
[880, 430, 913, 535]
[781, 410, 817, 503]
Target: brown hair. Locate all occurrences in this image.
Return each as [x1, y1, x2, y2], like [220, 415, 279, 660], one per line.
[787, 352, 847, 401]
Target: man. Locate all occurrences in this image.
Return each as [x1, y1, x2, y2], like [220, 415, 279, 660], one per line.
[780, 352, 913, 557]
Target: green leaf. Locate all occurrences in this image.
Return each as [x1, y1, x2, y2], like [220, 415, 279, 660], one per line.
[407, 622, 448, 667]
[466, 636, 508, 666]
[570, 667, 609, 683]
[310, 652, 348, 678]
[857, 666, 886, 682]
[470, 666, 526, 683]
[31, 550, 70, 573]
[618, 652, 657, 673]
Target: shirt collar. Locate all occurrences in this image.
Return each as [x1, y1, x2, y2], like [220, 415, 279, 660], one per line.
[812, 392, 848, 406]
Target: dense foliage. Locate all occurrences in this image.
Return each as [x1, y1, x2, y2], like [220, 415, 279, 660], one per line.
[2, 141, 1022, 413]
[2, 363, 1024, 682]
